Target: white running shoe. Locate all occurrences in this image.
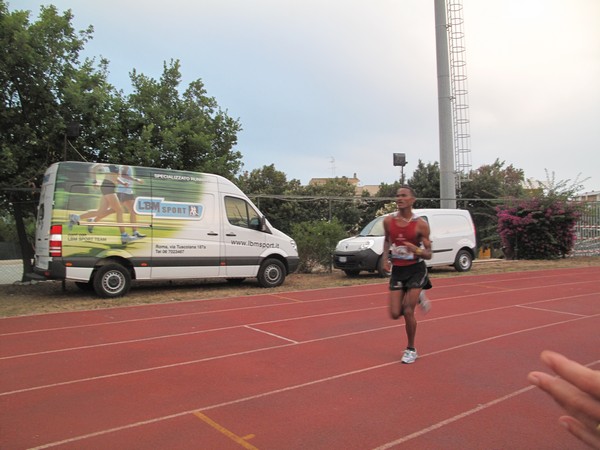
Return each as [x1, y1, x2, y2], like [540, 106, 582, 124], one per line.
[87, 218, 95, 233]
[401, 348, 418, 364]
[419, 291, 431, 314]
[121, 233, 139, 245]
[133, 230, 146, 238]
[68, 214, 80, 231]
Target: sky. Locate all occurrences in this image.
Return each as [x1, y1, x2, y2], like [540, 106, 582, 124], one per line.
[16, 0, 600, 193]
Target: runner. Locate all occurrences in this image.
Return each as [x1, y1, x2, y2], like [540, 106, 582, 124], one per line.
[383, 186, 433, 364]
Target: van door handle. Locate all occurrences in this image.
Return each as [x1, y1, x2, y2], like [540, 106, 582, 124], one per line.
[207, 232, 218, 236]
[226, 232, 236, 236]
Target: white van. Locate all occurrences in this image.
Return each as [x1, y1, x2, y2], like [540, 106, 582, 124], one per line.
[333, 209, 476, 276]
[34, 162, 299, 297]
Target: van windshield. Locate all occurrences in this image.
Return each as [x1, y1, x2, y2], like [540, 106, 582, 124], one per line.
[359, 216, 385, 237]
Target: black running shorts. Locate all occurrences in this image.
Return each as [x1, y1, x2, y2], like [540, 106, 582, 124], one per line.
[389, 261, 428, 291]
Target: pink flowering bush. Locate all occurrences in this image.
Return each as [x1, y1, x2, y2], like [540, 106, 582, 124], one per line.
[496, 198, 581, 259]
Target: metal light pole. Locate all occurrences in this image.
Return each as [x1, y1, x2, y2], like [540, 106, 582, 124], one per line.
[434, 0, 457, 208]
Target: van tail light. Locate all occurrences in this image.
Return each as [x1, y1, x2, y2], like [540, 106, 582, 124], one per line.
[49, 224, 62, 257]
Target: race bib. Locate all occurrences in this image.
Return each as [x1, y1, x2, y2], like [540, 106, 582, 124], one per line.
[390, 244, 415, 260]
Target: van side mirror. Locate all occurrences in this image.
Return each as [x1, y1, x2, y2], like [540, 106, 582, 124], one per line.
[258, 216, 271, 233]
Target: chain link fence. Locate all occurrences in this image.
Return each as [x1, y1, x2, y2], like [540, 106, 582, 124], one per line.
[1, 199, 598, 285]
[572, 201, 600, 256]
[0, 242, 23, 284]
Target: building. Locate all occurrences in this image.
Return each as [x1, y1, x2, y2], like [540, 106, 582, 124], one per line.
[573, 191, 600, 202]
[308, 173, 381, 196]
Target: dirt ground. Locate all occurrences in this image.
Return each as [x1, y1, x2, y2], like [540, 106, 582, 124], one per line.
[1, 257, 599, 318]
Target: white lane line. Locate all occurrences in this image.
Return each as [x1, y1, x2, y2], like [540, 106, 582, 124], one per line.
[3, 275, 598, 337]
[28, 330, 600, 450]
[372, 358, 600, 450]
[371, 385, 537, 450]
[245, 325, 299, 344]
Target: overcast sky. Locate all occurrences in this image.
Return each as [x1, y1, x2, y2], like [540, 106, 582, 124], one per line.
[17, 0, 600, 193]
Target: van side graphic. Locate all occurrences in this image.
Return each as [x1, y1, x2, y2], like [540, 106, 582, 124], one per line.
[134, 197, 204, 219]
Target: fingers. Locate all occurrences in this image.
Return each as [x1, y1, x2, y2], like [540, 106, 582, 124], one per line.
[528, 351, 600, 448]
[540, 350, 600, 400]
[528, 371, 600, 430]
[559, 416, 600, 449]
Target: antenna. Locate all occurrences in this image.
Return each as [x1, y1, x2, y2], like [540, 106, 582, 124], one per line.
[330, 157, 336, 177]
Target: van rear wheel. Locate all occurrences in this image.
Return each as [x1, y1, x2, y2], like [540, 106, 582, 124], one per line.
[257, 258, 285, 288]
[454, 249, 473, 272]
[93, 263, 131, 298]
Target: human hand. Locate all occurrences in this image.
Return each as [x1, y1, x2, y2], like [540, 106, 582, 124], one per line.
[383, 257, 391, 273]
[528, 350, 600, 449]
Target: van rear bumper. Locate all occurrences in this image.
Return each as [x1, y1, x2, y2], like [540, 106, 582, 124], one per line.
[33, 259, 66, 280]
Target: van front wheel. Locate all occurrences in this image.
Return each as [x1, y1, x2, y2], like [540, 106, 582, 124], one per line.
[454, 250, 473, 272]
[257, 258, 285, 288]
[93, 263, 131, 298]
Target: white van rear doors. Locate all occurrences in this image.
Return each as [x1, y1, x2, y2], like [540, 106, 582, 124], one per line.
[34, 164, 59, 270]
[425, 211, 474, 265]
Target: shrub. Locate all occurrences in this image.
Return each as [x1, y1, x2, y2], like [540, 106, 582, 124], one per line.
[291, 219, 347, 273]
[496, 198, 581, 259]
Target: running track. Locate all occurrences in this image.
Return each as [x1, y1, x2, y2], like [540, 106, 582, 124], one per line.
[1, 266, 598, 449]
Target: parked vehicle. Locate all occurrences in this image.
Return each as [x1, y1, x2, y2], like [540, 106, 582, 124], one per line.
[333, 209, 477, 276]
[33, 162, 299, 297]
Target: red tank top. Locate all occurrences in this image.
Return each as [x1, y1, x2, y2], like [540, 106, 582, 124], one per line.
[388, 215, 421, 267]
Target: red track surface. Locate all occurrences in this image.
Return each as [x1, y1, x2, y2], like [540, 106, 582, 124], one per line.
[1, 266, 599, 449]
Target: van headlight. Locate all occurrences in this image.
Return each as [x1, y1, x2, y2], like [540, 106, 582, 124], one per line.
[359, 240, 374, 250]
[290, 239, 297, 250]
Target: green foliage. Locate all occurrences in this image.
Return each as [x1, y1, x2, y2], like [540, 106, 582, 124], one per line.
[121, 61, 243, 178]
[407, 160, 441, 208]
[291, 219, 347, 273]
[239, 168, 366, 236]
[298, 179, 361, 229]
[0, 210, 17, 242]
[460, 160, 525, 250]
[1, 2, 243, 267]
[1, 2, 243, 198]
[524, 170, 589, 201]
[236, 164, 302, 234]
[1, 3, 97, 200]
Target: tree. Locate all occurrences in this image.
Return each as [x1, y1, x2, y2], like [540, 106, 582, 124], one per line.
[407, 160, 441, 208]
[121, 60, 243, 178]
[298, 178, 362, 232]
[460, 159, 525, 249]
[1, 2, 243, 280]
[236, 164, 302, 234]
[237, 164, 301, 195]
[1, 3, 110, 278]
